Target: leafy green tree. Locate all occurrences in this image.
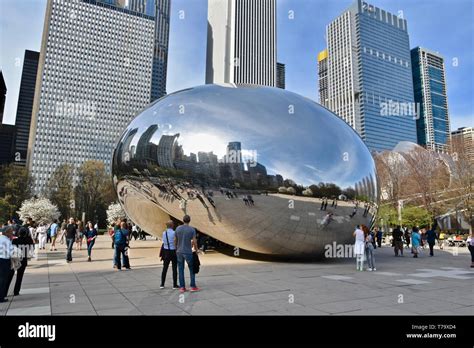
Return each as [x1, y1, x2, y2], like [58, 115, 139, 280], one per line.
[75, 160, 115, 226]
[401, 205, 432, 228]
[0, 198, 14, 224]
[0, 164, 33, 219]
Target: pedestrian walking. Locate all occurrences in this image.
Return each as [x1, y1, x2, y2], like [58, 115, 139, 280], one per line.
[7, 227, 34, 296]
[0, 226, 14, 302]
[467, 234, 474, 268]
[84, 222, 98, 262]
[411, 227, 421, 258]
[65, 218, 77, 262]
[363, 225, 376, 271]
[392, 226, 404, 256]
[160, 221, 178, 289]
[114, 221, 130, 270]
[175, 215, 200, 292]
[36, 223, 48, 250]
[375, 226, 382, 248]
[353, 225, 365, 271]
[425, 227, 437, 257]
[59, 219, 67, 244]
[49, 219, 58, 251]
[76, 220, 85, 250]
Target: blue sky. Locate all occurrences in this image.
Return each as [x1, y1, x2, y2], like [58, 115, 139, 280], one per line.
[1, 0, 473, 130]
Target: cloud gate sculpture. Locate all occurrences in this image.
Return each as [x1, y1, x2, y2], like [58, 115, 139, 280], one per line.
[112, 84, 378, 257]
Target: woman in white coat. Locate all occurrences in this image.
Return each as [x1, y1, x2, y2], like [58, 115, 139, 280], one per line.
[353, 225, 365, 271]
[36, 223, 48, 250]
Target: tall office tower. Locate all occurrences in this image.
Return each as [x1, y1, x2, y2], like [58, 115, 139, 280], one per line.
[276, 62, 285, 89]
[325, 0, 417, 151]
[206, 0, 277, 87]
[411, 47, 450, 153]
[317, 49, 328, 107]
[28, 0, 155, 193]
[0, 71, 6, 123]
[129, 0, 171, 100]
[451, 127, 474, 164]
[0, 125, 16, 165]
[14, 50, 40, 166]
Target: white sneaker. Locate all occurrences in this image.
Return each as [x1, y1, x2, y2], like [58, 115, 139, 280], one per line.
[373, 268, 376, 271]
[368, 268, 373, 271]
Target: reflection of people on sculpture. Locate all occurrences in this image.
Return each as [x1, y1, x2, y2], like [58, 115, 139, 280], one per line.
[349, 206, 357, 218]
[247, 195, 254, 206]
[243, 197, 249, 206]
[321, 212, 333, 228]
[195, 192, 209, 209]
[205, 194, 216, 208]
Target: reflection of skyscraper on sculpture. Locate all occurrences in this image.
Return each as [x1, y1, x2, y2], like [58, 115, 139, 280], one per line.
[136, 125, 159, 166]
[249, 161, 268, 185]
[120, 128, 138, 162]
[198, 151, 220, 178]
[157, 133, 180, 168]
[225, 141, 244, 181]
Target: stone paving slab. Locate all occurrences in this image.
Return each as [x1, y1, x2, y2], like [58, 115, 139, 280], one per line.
[2, 235, 473, 316]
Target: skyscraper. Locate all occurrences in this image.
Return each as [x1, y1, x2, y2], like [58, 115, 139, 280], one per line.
[206, 0, 277, 87]
[276, 62, 285, 89]
[411, 47, 450, 153]
[317, 49, 328, 107]
[451, 127, 473, 164]
[0, 71, 6, 123]
[121, 0, 171, 101]
[14, 50, 40, 166]
[28, 0, 155, 193]
[324, 0, 417, 151]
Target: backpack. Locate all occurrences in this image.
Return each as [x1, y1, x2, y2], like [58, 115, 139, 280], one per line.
[114, 229, 126, 245]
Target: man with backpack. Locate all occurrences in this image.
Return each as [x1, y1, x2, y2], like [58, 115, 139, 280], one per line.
[114, 221, 130, 270]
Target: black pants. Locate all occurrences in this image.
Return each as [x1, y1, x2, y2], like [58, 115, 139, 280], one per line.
[468, 245, 474, 262]
[7, 259, 27, 296]
[66, 238, 74, 261]
[0, 258, 11, 301]
[429, 241, 435, 256]
[161, 249, 177, 287]
[376, 238, 382, 248]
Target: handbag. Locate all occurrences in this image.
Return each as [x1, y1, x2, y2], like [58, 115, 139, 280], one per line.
[192, 252, 201, 274]
[159, 231, 170, 261]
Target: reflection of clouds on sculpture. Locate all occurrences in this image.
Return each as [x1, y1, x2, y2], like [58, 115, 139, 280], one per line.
[112, 84, 379, 257]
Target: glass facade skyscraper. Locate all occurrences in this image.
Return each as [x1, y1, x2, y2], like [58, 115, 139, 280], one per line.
[324, 0, 417, 152]
[411, 47, 450, 153]
[14, 50, 40, 167]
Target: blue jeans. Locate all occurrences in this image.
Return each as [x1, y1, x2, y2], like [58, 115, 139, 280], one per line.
[66, 238, 74, 261]
[87, 239, 95, 257]
[177, 252, 196, 288]
[114, 244, 130, 269]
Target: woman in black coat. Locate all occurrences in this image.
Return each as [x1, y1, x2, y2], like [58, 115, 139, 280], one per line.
[7, 227, 34, 296]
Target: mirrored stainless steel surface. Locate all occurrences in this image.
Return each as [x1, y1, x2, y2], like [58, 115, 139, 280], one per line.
[112, 84, 378, 257]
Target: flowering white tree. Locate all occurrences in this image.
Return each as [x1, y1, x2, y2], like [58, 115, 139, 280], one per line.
[17, 197, 60, 224]
[106, 202, 126, 225]
[302, 188, 313, 197]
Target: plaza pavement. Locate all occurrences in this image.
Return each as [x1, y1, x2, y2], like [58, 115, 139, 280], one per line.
[0, 235, 473, 316]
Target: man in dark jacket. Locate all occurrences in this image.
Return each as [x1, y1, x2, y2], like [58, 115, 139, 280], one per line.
[392, 226, 404, 256]
[65, 218, 77, 262]
[425, 227, 437, 256]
